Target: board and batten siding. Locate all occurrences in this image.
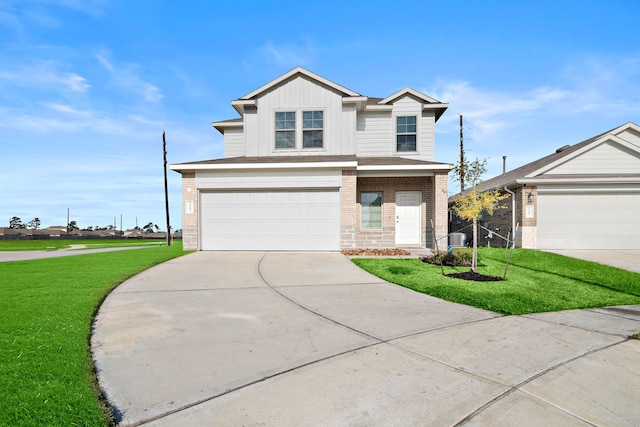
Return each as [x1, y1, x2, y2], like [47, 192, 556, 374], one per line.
[356, 111, 392, 156]
[223, 128, 245, 158]
[545, 141, 640, 175]
[243, 75, 356, 157]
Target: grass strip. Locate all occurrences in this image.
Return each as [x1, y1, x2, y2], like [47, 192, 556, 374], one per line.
[352, 248, 640, 316]
[0, 239, 165, 252]
[0, 243, 189, 426]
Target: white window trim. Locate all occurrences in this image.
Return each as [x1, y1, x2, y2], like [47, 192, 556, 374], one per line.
[360, 191, 383, 230]
[273, 108, 326, 152]
[275, 111, 296, 150]
[395, 115, 418, 153]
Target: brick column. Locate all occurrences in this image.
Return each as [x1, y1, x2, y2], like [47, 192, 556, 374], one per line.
[433, 171, 449, 249]
[181, 173, 198, 250]
[340, 170, 357, 249]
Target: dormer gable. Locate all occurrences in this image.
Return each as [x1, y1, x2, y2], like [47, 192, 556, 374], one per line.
[230, 67, 362, 115]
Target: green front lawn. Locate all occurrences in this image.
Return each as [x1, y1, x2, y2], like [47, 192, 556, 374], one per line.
[0, 243, 189, 426]
[352, 248, 640, 315]
[0, 239, 166, 251]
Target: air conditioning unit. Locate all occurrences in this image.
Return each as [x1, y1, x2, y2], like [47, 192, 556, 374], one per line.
[449, 232, 466, 247]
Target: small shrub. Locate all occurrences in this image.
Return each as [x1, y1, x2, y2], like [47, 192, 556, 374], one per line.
[422, 248, 472, 266]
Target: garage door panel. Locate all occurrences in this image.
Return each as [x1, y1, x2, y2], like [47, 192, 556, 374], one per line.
[201, 190, 340, 251]
[537, 192, 640, 250]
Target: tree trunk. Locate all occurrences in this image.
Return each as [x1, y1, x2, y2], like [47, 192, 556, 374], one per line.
[472, 218, 478, 273]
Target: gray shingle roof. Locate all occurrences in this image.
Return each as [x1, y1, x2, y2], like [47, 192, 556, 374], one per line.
[173, 155, 451, 168]
[473, 124, 624, 192]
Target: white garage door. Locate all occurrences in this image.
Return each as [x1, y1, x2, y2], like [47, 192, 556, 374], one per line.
[537, 192, 640, 249]
[200, 190, 340, 251]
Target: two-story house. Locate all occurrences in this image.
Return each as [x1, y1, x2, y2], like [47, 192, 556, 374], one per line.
[171, 67, 452, 251]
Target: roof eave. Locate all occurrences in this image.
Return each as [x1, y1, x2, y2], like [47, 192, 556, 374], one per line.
[170, 161, 358, 172]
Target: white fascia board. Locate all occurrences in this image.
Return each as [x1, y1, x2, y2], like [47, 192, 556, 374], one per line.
[380, 88, 441, 105]
[357, 164, 452, 171]
[212, 121, 243, 129]
[363, 104, 394, 111]
[611, 121, 640, 137]
[230, 99, 256, 115]
[422, 103, 449, 110]
[525, 134, 640, 178]
[358, 170, 436, 178]
[517, 176, 640, 185]
[342, 96, 368, 104]
[342, 96, 368, 110]
[171, 161, 357, 172]
[240, 67, 360, 100]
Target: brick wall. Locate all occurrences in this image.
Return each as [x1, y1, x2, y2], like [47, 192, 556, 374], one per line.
[354, 176, 436, 249]
[449, 185, 538, 248]
[432, 171, 449, 249]
[181, 173, 198, 250]
[340, 170, 357, 249]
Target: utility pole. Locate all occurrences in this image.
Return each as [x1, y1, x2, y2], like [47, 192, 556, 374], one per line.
[162, 130, 171, 246]
[459, 114, 465, 192]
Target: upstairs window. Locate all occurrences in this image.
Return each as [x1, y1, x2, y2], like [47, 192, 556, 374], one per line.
[396, 116, 417, 152]
[275, 112, 296, 149]
[303, 111, 323, 148]
[361, 192, 382, 229]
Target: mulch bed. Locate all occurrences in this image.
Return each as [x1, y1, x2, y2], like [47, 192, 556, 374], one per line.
[342, 248, 412, 256]
[446, 270, 503, 282]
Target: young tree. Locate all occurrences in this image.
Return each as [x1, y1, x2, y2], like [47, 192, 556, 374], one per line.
[142, 222, 158, 233]
[451, 158, 509, 272]
[9, 216, 24, 229]
[26, 218, 41, 230]
[68, 220, 78, 231]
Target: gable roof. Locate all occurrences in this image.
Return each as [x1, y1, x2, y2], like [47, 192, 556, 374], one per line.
[470, 122, 640, 192]
[221, 67, 448, 121]
[239, 67, 361, 100]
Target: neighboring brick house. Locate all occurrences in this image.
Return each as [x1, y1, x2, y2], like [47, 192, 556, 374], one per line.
[171, 67, 452, 251]
[450, 122, 640, 250]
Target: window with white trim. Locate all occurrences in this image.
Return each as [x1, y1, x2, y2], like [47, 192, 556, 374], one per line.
[361, 192, 382, 229]
[303, 111, 323, 148]
[275, 111, 296, 149]
[396, 116, 417, 152]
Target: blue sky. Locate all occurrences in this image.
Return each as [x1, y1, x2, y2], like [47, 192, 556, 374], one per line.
[1, 0, 639, 230]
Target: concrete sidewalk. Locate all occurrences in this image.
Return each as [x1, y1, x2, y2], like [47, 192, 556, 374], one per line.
[0, 245, 155, 262]
[92, 252, 640, 426]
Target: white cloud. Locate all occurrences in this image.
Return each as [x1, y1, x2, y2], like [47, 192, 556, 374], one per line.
[429, 80, 572, 139]
[94, 51, 164, 104]
[258, 39, 316, 68]
[95, 52, 115, 72]
[0, 61, 90, 93]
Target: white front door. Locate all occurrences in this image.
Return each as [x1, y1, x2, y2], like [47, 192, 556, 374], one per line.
[395, 191, 421, 246]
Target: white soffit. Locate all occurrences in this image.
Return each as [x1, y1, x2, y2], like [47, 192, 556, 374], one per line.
[170, 161, 357, 172]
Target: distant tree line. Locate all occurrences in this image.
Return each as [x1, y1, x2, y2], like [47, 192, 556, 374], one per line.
[9, 217, 41, 230]
[7, 217, 166, 234]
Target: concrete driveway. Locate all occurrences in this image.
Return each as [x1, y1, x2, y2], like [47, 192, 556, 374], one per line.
[547, 249, 640, 274]
[92, 252, 640, 426]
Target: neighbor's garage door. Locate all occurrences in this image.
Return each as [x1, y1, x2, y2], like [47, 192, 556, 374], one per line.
[537, 192, 640, 250]
[200, 190, 340, 251]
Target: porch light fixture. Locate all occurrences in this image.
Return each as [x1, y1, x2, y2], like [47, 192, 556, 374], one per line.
[527, 192, 535, 204]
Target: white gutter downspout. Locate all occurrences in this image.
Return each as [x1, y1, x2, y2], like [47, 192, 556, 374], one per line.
[504, 186, 516, 247]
